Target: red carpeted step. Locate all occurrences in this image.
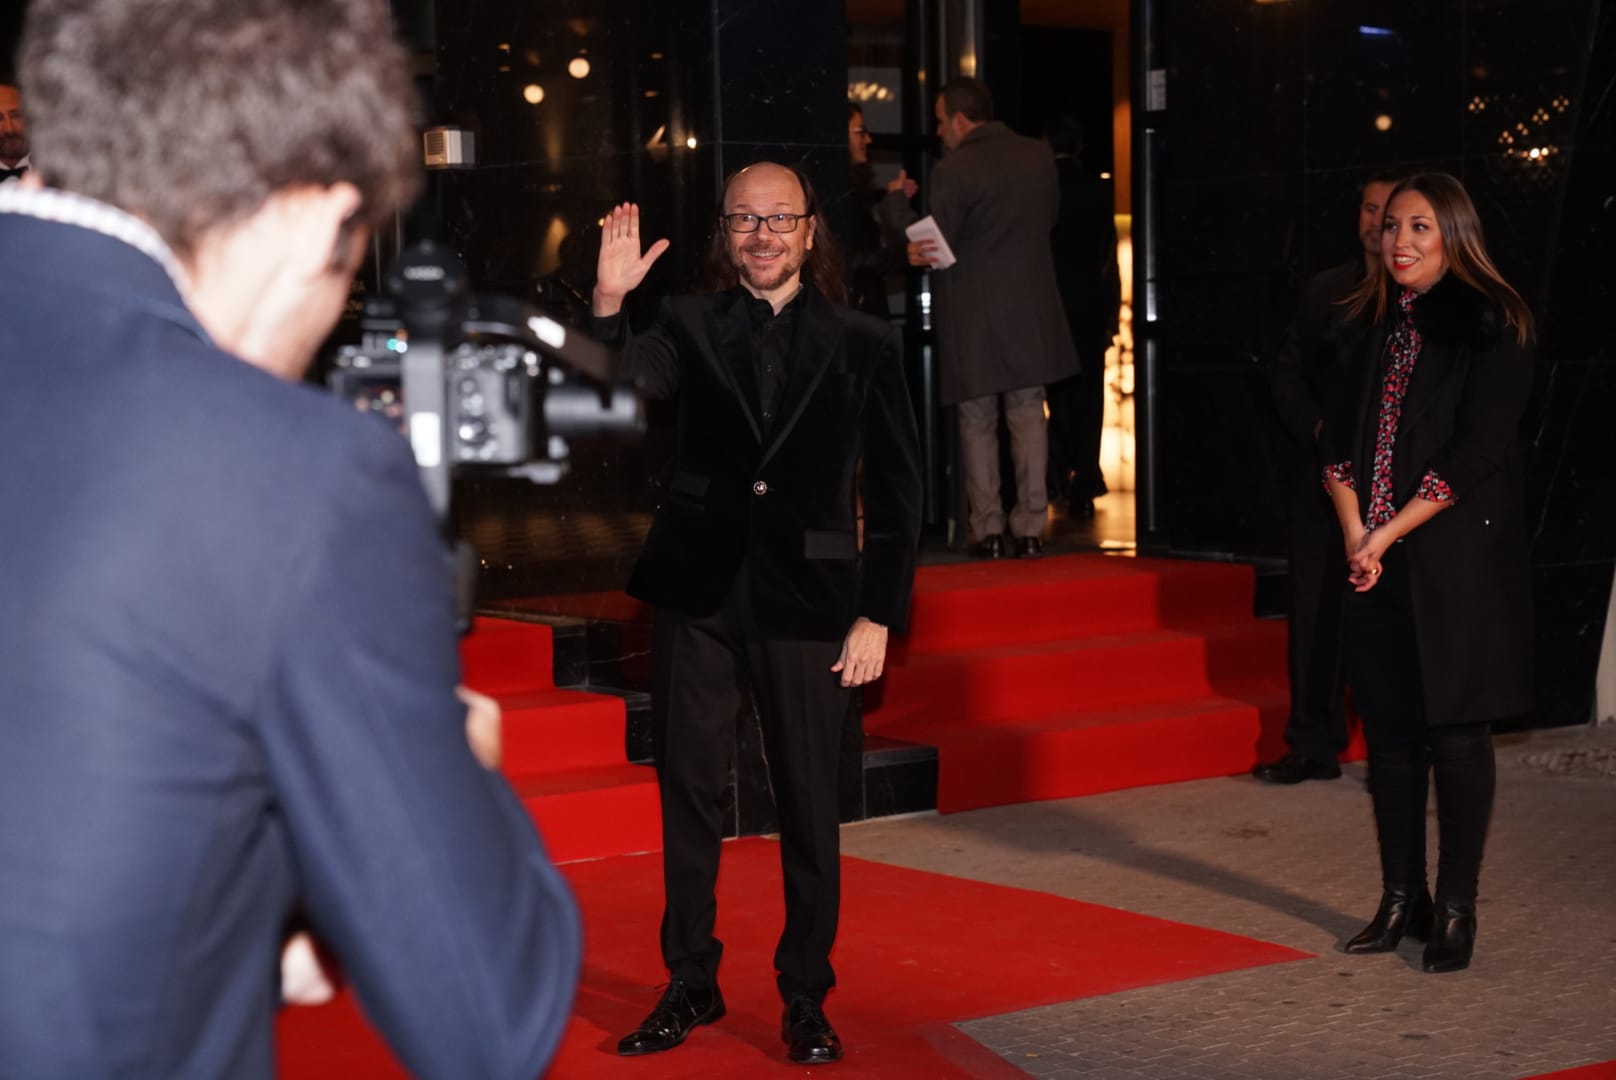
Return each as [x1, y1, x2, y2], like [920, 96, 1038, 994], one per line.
[498, 688, 627, 776]
[898, 555, 1256, 655]
[868, 620, 1288, 732]
[878, 691, 1293, 812]
[510, 764, 663, 864]
[454, 616, 657, 860]
[460, 616, 558, 694]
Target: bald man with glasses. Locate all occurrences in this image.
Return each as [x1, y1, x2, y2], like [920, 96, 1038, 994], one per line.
[589, 162, 922, 1065]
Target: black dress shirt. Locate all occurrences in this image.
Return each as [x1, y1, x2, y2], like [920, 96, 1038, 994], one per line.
[741, 286, 801, 430]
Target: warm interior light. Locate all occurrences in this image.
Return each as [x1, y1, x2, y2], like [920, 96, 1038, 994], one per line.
[1374, 114, 1393, 131]
[523, 83, 545, 105]
[568, 57, 590, 79]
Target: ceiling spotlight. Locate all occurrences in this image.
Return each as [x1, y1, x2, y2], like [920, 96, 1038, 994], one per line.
[523, 83, 545, 105]
[568, 57, 590, 79]
[1374, 114, 1393, 132]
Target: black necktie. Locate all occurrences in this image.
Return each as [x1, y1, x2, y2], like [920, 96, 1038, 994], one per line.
[0, 165, 27, 181]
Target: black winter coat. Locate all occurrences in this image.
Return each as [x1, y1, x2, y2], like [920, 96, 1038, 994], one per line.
[594, 286, 923, 640]
[1321, 275, 1534, 727]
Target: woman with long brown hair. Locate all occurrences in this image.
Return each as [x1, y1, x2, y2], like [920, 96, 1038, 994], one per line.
[1321, 171, 1534, 973]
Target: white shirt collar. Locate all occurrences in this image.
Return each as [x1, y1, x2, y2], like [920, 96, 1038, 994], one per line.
[0, 184, 187, 295]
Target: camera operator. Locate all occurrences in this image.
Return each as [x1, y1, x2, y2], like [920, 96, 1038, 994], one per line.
[0, 2, 579, 1078]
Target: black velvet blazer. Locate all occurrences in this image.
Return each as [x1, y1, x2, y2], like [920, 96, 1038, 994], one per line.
[593, 285, 923, 640]
[1321, 275, 1535, 726]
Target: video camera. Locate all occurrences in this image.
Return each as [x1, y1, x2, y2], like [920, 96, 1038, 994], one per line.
[328, 240, 642, 525]
[328, 240, 642, 627]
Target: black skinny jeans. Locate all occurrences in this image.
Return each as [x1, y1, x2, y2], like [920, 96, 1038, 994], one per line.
[1339, 546, 1495, 906]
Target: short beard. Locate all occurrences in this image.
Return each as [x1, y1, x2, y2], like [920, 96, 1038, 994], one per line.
[730, 244, 806, 293]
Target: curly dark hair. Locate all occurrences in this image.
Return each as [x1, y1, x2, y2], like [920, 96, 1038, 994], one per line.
[20, 0, 421, 257]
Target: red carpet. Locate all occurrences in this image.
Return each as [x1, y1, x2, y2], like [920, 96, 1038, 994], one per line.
[278, 837, 1307, 1078]
[863, 554, 1363, 811]
[463, 617, 661, 863]
[493, 553, 1364, 818]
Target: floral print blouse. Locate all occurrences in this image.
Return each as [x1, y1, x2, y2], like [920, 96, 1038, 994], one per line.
[1324, 288, 1453, 530]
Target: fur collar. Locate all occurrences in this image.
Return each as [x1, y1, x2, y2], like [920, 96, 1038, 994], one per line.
[1409, 274, 1502, 348]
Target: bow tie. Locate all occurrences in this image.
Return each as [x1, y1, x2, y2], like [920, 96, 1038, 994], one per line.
[0, 165, 27, 181]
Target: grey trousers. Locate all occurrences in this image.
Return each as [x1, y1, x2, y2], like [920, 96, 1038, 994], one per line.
[957, 386, 1049, 541]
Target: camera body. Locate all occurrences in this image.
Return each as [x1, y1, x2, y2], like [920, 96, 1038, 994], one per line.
[328, 241, 639, 514]
[331, 322, 545, 467]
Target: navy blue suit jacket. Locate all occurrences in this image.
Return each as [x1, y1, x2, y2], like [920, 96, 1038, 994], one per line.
[0, 206, 580, 1078]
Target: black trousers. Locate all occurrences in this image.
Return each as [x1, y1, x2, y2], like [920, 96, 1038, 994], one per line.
[1282, 474, 1349, 762]
[1339, 548, 1495, 905]
[650, 570, 852, 1003]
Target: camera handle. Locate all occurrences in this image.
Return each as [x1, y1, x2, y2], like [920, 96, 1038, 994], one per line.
[399, 334, 453, 524]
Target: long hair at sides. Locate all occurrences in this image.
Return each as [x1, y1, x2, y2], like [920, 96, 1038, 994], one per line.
[701, 163, 847, 304]
[1344, 171, 1534, 345]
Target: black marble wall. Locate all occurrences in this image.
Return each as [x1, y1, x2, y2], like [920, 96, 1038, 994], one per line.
[423, 0, 852, 600]
[1145, 0, 1615, 729]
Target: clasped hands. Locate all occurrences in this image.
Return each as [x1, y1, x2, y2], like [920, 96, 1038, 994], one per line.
[1343, 526, 1391, 592]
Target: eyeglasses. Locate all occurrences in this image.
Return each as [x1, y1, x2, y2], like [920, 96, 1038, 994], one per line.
[720, 212, 811, 233]
[851, 128, 871, 137]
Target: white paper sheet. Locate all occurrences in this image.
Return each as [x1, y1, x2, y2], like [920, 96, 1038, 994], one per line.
[903, 215, 958, 270]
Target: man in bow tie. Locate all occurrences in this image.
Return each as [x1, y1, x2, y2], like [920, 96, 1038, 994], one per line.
[0, 79, 29, 182]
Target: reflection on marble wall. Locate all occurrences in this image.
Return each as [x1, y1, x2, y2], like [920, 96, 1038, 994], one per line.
[426, 0, 851, 600]
[1151, 0, 1615, 729]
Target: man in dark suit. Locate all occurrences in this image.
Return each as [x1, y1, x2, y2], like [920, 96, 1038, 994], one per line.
[1256, 170, 1404, 784]
[0, 2, 580, 1077]
[0, 78, 29, 183]
[889, 78, 1079, 559]
[590, 163, 922, 1065]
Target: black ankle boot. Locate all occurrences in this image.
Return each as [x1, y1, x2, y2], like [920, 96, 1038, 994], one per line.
[1422, 901, 1477, 973]
[1343, 888, 1433, 953]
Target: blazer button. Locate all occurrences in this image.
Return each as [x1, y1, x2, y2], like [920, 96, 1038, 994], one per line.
[753, 480, 768, 495]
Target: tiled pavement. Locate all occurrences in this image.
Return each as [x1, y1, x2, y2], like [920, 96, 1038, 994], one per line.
[838, 724, 1616, 1079]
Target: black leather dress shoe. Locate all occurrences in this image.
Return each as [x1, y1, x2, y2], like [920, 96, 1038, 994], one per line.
[1343, 888, 1433, 953]
[1252, 750, 1342, 784]
[1015, 536, 1044, 558]
[782, 996, 843, 1064]
[971, 534, 1008, 559]
[616, 980, 725, 1056]
[1422, 901, 1477, 973]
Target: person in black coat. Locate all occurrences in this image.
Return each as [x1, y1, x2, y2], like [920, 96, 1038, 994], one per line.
[842, 103, 914, 318]
[590, 163, 923, 1064]
[1043, 112, 1120, 516]
[1257, 170, 1404, 784]
[1321, 172, 1534, 974]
